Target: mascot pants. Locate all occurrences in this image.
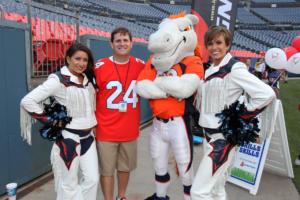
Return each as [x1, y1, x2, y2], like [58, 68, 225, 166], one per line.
[191, 133, 235, 200]
[151, 117, 193, 196]
[50, 129, 99, 200]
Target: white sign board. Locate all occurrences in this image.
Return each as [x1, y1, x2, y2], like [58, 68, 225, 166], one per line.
[227, 100, 293, 195]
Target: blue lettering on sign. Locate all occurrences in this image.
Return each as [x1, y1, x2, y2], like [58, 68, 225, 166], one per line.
[239, 143, 261, 157]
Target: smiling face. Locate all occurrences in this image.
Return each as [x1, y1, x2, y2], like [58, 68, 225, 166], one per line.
[110, 32, 133, 58]
[206, 34, 230, 66]
[67, 50, 89, 76]
[204, 26, 232, 66]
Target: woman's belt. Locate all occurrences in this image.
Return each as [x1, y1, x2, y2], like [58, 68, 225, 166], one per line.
[156, 117, 174, 123]
[64, 128, 93, 137]
[203, 127, 220, 134]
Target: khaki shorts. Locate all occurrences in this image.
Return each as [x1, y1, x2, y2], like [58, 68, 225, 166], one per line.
[96, 140, 137, 176]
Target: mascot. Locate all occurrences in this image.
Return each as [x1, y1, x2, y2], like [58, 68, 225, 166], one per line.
[136, 13, 204, 200]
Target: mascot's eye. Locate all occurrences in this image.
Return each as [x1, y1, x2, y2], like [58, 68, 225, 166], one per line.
[181, 25, 192, 32]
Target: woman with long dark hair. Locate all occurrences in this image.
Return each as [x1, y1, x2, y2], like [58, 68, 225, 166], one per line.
[20, 43, 99, 200]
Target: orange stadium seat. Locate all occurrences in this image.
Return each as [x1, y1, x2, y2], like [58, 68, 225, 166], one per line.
[32, 18, 47, 41]
[43, 38, 65, 72]
[33, 41, 47, 71]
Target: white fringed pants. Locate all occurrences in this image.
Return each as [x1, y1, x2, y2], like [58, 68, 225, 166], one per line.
[50, 130, 99, 200]
[191, 134, 235, 200]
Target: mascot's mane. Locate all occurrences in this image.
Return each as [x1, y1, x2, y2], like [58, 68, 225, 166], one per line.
[168, 11, 186, 19]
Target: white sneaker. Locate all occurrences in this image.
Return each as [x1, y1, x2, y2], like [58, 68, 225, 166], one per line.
[295, 157, 300, 166]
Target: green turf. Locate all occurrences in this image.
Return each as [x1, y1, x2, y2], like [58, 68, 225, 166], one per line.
[230, 167, 255, 183]
[280, 79, 300, 192]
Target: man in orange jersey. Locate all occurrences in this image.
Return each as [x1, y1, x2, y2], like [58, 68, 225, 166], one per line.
[136, 14, 204, 200]
[94, 27, 145, 200]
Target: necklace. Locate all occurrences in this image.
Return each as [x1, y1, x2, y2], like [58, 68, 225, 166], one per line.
[113, 56, 131, 95]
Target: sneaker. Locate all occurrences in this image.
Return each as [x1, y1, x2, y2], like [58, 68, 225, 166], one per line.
[144, 193, 169, 200]
[295, 156, 300, 166]
[193, 135, 203, 145]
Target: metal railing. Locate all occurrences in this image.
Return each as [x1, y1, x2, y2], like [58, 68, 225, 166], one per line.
[0, 4, 4, 19]
[29, 1, 79, 77]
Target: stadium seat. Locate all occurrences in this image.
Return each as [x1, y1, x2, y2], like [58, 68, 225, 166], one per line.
[32, 40, 46, 71]
[43, 38, 65, 72]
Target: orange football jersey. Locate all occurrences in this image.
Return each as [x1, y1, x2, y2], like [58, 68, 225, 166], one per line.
[137, 56, 204, 119]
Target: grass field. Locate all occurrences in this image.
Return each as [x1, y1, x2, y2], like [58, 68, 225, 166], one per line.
[280, 79, 300, 192]
[230, 167, 255, 183]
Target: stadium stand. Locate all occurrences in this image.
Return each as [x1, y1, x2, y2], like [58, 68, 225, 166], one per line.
[252, 7, 300, 24]
[150, 0, 192, 3]
[233, 31, 269, 52]
[88, 0, 167, 21]
[151, 3, 191, 14]
[237, 7, 265, 24]
[252, 0, 296, 3]
[0, 0, 299, 76]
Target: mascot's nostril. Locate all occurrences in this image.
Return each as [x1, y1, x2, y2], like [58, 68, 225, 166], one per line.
[163, 34, 172, 44]
[183, 36, 186, 42]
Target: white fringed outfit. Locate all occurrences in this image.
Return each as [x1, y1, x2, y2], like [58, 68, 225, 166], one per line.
[20, 66, 99, 200]
[191, 53, 275, 200]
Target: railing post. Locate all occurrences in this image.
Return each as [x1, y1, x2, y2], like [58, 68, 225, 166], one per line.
[76, 9, 80, 42]
[0, 4, 4, 19]
[26, 0, 34, 77]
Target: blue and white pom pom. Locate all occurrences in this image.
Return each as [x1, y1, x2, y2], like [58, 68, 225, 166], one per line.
[40, 97, 72, 141]
[215, 101, 260, 146]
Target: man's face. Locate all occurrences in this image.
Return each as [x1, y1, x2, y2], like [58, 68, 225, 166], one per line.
[110, 33, 133, 57]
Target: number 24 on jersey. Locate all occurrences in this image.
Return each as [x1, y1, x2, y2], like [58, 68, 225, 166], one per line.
[106, 80, 138, 109]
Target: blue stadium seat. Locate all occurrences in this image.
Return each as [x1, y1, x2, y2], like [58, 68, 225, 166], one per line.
[152, 3, 191, 14]
[252, 7, 300, 24]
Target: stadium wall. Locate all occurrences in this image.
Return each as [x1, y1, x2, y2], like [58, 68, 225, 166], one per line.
[0, 20, 53, 195]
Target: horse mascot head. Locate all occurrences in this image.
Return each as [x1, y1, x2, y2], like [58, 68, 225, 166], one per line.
[148, 12, 200, 72]
[136, 12, 204, 107]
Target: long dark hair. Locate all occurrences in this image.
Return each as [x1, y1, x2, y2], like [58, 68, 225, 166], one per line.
[65, 43, 97, 88]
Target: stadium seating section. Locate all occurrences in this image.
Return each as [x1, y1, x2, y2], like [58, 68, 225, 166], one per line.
[0, 0, 299, 75]
[252, 0, 296, 3]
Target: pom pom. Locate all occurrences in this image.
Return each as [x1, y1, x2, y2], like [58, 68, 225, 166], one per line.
[215, 101, 260, 146]
[40, 97, 72, 141]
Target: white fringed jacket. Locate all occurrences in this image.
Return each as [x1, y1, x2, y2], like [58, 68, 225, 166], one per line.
[198, 53, 276, 130]
[20, 66, 97, 145]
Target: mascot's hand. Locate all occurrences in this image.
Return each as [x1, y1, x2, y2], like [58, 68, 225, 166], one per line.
[154, 74, 200, 99]
[136, 80, 168, 99]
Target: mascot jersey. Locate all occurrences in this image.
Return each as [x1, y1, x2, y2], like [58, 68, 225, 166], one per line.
[137, 56, 204, 119]
[94, 56, 144, 142]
